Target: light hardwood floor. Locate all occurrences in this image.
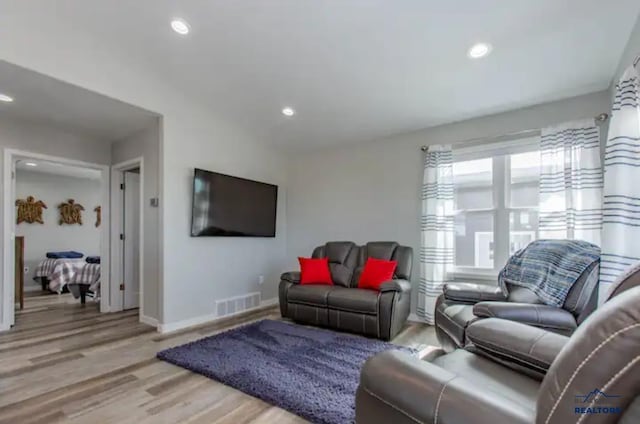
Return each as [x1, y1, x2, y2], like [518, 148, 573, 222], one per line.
[0, 292, 437, 424]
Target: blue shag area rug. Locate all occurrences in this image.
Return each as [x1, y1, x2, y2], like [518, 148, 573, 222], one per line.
[157, 319, 414, 424]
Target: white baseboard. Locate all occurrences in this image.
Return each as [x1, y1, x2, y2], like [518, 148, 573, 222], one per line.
[140, 315, 158, 328]
[158, 297, 279, 334]
[260, 298, 279, 308]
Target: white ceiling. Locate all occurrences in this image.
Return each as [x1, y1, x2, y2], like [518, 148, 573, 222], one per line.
[0, 60, 159, 142]
[16, 160, 102, 180]
[3, 1, 640, 149]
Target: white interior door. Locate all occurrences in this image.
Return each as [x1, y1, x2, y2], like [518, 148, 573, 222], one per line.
[123, 171, 140, 310]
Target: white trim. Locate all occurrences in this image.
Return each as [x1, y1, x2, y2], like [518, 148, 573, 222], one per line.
[110, 158, 145, 319]
[140, 314, 158, 328]
[2, 149, 110, 331]
[454, 135, 539, 159]
[158, 298, 278, 334]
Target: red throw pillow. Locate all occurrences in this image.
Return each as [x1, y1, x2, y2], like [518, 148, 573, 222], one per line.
[358, 258, 397, 290]
[298, 257, 333, 285]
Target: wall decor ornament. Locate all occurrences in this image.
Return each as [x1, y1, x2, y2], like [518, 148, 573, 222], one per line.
[16, 196, 47, 224]
[94, 206, 101, 227]
[58, 199, 85, 225]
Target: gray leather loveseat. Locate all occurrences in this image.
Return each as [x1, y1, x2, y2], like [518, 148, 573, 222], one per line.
[278, 241, 412, 340]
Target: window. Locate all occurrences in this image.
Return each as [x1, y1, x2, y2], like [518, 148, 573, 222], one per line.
[452, 139, 540, 277]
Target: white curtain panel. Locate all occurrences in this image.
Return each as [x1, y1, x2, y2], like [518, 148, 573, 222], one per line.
[600, 62, 640, 302]
[418, 145, 454, 324]
[538, 119, 603, 246]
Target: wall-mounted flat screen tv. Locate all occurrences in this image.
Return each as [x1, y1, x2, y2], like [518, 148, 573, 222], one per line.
[191, 168, 278, 237]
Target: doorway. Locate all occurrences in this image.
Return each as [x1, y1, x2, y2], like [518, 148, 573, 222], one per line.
[2, 150, 110, 330]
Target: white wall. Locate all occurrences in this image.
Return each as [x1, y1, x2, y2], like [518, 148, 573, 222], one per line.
[612, 14, 640, 84]
[0, 5, 288, 327]
[0, 116, 111, 165]
[111, 123, 160, 320]
[285, 90, 611, 312]
[15, 170, 101, 285]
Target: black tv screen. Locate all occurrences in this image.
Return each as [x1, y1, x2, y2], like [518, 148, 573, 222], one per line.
[191, 169, 278, 237]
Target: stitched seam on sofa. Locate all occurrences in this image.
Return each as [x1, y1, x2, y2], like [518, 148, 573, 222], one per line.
[466, 335, 549, 371]
[572, 265, 598, 314]
[434, 376, 456, 424]
[361, 386, 425, 424]
[510, 320, 574, 331]
[288, 296, 329, 305]
[544, 322, 640, 424]
[377, 292, 384, 339]
[384, 292, 396, 340]
[527, 332, 548, 356]
[573, 280, 589, 314]
[389, 293, 398, 339]
[576, 354, 640, 424]
[474, 316, 574, 331]
[438, 323, 464, 346]
[570, 275, 589, 314]
[327, 305, 378, 315]
[475, 304, 494, 318]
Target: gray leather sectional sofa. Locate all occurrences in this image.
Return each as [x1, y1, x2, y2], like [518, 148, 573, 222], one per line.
[356, 264, 640, 424]
[278, 241, 412, 340]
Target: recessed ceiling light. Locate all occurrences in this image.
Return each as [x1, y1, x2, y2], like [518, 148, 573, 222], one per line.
[171, 19, 190, 35]
[24, 162, 38, 167]
[0, 93, 14, 103]
[282, 107, 295, 117]
[468, 42, 492, 59]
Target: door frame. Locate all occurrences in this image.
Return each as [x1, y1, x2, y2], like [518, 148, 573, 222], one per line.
[1, 149, 110, 331]
[110, 157, 147, 321]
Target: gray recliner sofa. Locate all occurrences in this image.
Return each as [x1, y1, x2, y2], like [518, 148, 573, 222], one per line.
[435, 260, 600, 352]
[356, 264, 640, 424]
[278, 241, 413, 340]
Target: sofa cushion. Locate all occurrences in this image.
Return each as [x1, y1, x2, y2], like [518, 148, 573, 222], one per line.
[352, 242, 413, 286]
[327, 287, 379, 314]
[312, 242, 358, 287]
[506, 286, 543, 304]
[287, 284, 334, 307]
[298, 257, 333, 285]
[431, 349, 539, 411]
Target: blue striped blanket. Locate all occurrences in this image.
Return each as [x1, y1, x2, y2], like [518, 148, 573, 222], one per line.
[498, 239, 601, 307]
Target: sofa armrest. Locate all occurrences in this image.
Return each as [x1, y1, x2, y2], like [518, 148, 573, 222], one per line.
[473, 302, 577, 335]
[280, 271, 300, 284]
[443, 282, 507, 304]
[379, 279, 411, 293]
[466, 318, 569, 379]
[356, 350, 533, 424]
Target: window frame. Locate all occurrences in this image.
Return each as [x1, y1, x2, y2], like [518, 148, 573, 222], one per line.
[450, 136, 540, 280]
